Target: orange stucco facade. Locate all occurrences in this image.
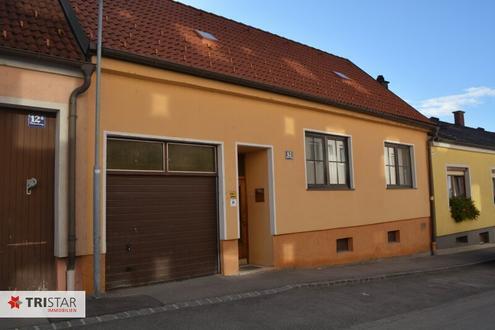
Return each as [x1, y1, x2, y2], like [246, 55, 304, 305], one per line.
[76, 58, 431, 285]
[1, 56, 432, 292]
[273, 217, 430, 268]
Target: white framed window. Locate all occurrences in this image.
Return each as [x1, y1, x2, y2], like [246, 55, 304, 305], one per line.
[447, 167, 470, 199]
[305, 131, 353, 189]
[384, 142, 415, 188]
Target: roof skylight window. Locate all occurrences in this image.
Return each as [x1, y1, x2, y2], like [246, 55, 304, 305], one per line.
[333, 71, 350, 80]
[195, 29, 218, 41]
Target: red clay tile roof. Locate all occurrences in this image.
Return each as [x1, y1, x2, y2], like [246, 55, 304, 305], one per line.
[68, 0, 431, 125]
[0, 0, 83, 62]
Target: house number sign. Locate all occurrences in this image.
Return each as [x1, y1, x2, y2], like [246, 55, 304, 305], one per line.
[27, 114, 46, 128]
[285, 150, 294, 160]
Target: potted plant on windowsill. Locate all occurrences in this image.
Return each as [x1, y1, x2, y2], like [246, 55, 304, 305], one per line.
[449, 196, 480, 222]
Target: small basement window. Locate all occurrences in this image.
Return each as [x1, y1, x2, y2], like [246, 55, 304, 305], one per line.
[168, 143, 216, 173]
[336, 237, 353, 253]
[388, 230, 400, 243]
[456, 236, 468, 244]
[480, 232, 490, 244]
[107, 138, 164, 171]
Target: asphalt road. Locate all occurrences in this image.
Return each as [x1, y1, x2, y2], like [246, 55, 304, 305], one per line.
[82, 262, 495, 329]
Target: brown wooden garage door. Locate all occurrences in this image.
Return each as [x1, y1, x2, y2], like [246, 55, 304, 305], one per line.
[105, 139, 219, 289]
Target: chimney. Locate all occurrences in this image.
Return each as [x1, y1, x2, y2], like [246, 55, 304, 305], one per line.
[376, 75, 389, 89]
[453, 110, 465, 126]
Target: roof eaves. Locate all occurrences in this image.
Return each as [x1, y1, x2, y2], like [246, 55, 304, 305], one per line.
[103, 47, 436, 130]
[436, 137, 495, 152]
[0, 45, 83, 69]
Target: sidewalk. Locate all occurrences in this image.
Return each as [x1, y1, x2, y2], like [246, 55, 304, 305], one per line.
[5, 247, 495, 329]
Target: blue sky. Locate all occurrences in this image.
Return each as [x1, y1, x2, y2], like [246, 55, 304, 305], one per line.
[180, 0, 495, 130]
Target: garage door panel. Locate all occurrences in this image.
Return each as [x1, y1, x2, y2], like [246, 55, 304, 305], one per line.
[107, 177, 215, 189]
[107, 264, 217, 289]
[106, 219, 218, 232]
[108, 258, 218, 274]
[107, 232, 218, 247]
[106, 173, 219, 289]
[107, 254, 218, 270]
[107, 257, 218, 288]
[107, 237, 218, 254]
[106, 222, 218, 239]
[106, 240, 217, 263]
[105, 207, 217, 218]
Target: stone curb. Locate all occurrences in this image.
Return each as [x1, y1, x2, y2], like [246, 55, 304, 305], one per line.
[16, 258, 495, 330]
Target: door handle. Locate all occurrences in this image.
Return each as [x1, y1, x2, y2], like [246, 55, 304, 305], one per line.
[26, 178, 38, 195]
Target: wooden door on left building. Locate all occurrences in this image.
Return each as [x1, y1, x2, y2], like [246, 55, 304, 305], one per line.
[0, 107, 56, 290]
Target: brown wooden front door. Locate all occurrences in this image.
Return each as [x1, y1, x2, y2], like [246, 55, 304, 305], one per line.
[238, 177, 249, 261]
[0, 107, 56, 290]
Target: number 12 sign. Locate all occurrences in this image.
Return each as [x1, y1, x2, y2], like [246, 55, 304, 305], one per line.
[27, 114, 46, 128]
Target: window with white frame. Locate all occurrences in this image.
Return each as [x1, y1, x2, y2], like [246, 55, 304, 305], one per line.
[447, 167, 469, 198]
[305, 132, 351, 189]
[384, 143, 413, 188]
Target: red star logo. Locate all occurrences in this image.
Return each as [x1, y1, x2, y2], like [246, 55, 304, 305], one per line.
[8, 296, 21, 309]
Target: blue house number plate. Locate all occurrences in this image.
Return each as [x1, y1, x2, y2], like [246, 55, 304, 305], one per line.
[27, 114, 46, 128]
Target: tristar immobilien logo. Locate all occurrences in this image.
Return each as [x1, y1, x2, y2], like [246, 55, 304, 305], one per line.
[8, 296, 22, 309]
[0, 291, 85, 318]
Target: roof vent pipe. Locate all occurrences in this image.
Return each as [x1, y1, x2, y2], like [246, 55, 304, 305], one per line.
[376, 75, 389, 89]
[453, 110, 465, 126]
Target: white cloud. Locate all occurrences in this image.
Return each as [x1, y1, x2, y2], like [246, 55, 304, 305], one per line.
[417, 86, 495, 117]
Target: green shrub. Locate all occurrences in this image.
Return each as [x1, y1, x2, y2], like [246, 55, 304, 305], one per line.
[449, 196, 480, 222]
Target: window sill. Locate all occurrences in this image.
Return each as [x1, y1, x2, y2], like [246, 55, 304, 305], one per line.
[386, 185, 415, 190]
[307, 186, 355, 191]
[336, 250, 353, 254]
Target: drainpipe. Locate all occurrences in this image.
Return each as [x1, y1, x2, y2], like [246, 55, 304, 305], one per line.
[67, 64, 95, 290]
[93, 0, 104, 298]
[427, 126, 440, 256]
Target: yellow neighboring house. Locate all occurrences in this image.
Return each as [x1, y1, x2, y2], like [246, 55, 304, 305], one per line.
[431, 111, 495, 249]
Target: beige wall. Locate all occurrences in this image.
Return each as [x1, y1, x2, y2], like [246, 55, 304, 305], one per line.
[87, 58, 430, 244]
[245, 149, 273, 266]
[0, 64, 80, 104]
